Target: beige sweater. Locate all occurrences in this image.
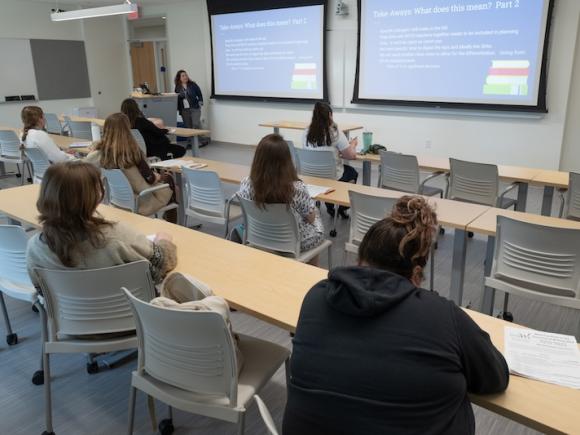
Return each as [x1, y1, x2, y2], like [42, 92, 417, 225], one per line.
[26, 221, 177, 286]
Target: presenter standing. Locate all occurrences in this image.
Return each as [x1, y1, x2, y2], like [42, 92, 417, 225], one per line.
[174, 70, 203, 130]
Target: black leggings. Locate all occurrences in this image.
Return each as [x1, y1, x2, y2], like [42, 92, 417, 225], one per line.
[326, 165, 358, 214]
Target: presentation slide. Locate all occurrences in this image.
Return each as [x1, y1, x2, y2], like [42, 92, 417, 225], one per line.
[357, 0, 552, 108]
[211, 5, 325, 100]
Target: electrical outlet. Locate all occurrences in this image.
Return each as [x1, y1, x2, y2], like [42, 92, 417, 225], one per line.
[425, 139, 432, 149]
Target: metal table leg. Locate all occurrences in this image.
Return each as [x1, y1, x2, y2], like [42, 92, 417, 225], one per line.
[0, 162, 5, 176]
[449, 229, 468, 306]
[362, 160, 372, 186]
[481, 236, 496, 315]
[515, 182, 528, 212]
[540, 186, 554, 216]
[274, 127, 280, 135]
[191, 136, 200, 157]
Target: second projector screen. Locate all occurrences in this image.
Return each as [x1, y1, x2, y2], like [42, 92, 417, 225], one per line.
[356, 0, 552, 109]
[211, 5, 324, 100]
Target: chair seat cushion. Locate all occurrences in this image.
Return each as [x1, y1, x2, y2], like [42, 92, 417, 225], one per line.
[0, 278, 37, 303]
[298, 239, 332, 263]
[499, 196, 517, 209]
[421, 185, 444, 197]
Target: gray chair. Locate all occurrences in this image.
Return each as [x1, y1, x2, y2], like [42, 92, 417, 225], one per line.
[182, 167, 242, 237]
[64, 117, 92, 140]
[131, 129, 147, 155]
[447, 158, 518, 208]
[32, 261, 156, 435]
[123, 289, 290, 435]
[102, 169, 178, 219]
[295, 147, 337, 179]
[379, 151, 444, 197]
[23, 147, 50, 184]
[559, 172, 580, 220]
[238, 196, 332, 265]
[44, 113, 63, 135]
[285, 140, 300, 172]
[254, 395, 279, 435]
[485, 216, 580, 336]
[0, 130, 27, 184]
[0, 225, 37, 346]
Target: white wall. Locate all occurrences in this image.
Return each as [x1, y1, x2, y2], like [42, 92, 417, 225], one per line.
[154, 0, 580, 170]
[0, 0, 92, 126]
[82, 16, 131, 118]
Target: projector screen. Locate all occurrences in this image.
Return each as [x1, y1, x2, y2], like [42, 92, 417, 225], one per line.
[354, 0, 554, 112]
[209, 1, 327, 102]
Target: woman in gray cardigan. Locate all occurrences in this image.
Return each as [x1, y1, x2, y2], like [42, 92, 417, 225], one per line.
[26, 161, 177, 286]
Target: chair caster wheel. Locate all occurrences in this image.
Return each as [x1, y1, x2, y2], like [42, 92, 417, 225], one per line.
[32, 304, 39, 313]
[159, 418, 174, 435]
[501, 312, 514, 322]
[468, 231, 474, 238]
[330, 230, 337, 238]
[15, 173, 21, 178]
[41, 431, 55, 435]
[27, 177, 33, 183]
[434, 242, 438, 250]
[439, 227, 445, 235]
[6, 333, 18, 345]
[32, 370, 44, 385]
[86, 361, 99, 374]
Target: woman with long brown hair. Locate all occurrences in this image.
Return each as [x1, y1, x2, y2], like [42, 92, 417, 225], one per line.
[237, 133, 324, 255]
[85, 112, 177, 222]
[120, 98, 185, 160]
[21, 106, 74, 163]
[285, 195, 508, 435]
[174, 70, 203, 129]
[26, 161, 177, 286]
[303, 102, 358, 219]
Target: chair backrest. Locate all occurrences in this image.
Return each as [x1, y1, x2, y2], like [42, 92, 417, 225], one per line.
[23, 147, 51, 183]
[348, 191, 397, 246]
[102, 169, 137, 212]
[123, 289, 239, 405]
[492, 216, 580, 299]
[379, 151, 421, 193]
[0, 225, 33, 289]
[285, 140, 300, 172]
[448, 158, 499, 206]
[565, 172, 580, 220]
[295, 147, 337, 179]
[65, 118, 92, 140]
[44, 113, 62, 135]
[238, 196, 301, 257]
[0, 130, 23, 159]
[131, 129, 147, 155]
[182, 167, 226, 217]
[34, 261, 155, 338]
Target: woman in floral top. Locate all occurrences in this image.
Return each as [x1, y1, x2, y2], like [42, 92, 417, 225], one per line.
[237, 134, 325, 263]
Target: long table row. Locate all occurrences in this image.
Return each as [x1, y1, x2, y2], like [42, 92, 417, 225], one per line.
[0, 183, 578, 434]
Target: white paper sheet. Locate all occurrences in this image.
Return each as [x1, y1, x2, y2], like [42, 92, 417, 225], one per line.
[306, 184, 332, 198]
[505, 327, 580, 389]
[151, 159, 207, 169]
[68, 142, 92, 148]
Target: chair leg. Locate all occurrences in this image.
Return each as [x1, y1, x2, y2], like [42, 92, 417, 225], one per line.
[330, 212, 338, 238]
[127, 386, 137, 435]
[39, 304, 54, 435]
[237, 411, 246, 435]
[0, 292, 16, 345]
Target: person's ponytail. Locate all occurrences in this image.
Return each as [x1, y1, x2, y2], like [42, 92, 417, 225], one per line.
[21, 106, 44, 142]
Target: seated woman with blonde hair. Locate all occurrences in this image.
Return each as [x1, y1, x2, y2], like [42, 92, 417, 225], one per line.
[85, 112, 177, 222]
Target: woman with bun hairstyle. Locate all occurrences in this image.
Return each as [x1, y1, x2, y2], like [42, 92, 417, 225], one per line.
[284, 195, 509, 435]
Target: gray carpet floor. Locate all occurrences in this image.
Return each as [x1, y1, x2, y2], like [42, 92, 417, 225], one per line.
[0, 141, 577, 435]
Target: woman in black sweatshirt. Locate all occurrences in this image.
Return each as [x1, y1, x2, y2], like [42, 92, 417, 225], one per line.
[284, 195, 509, 435]
[121, 98, 186, 161]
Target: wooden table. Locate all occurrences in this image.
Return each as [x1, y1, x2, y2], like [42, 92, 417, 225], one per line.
[259, 121, 363, 138]
[60, 115, 211, 157]
[0, 183, 578, 435]
[159, 157, 490, 306]
[467, 208, 580, 315]
[358, 153, 541, 212]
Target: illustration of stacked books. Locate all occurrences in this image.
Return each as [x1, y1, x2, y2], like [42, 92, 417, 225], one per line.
[291, 63, 317, 90]
[483, 60, 530, 96]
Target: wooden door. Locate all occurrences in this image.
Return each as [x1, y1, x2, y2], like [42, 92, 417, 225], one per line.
[130, 42, 157, 93]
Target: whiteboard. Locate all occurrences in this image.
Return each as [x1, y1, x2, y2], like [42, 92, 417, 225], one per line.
[0, 39, 38, 100]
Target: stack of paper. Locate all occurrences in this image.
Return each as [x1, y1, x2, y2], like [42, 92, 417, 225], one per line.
[505, 327, 580, 389]
[151, 159, 207, 170]
[306, 184, 333, 198]
[68, 142, 92, 148]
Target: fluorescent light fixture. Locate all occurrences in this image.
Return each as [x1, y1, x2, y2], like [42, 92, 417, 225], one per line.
[51, 2, 137, 22]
